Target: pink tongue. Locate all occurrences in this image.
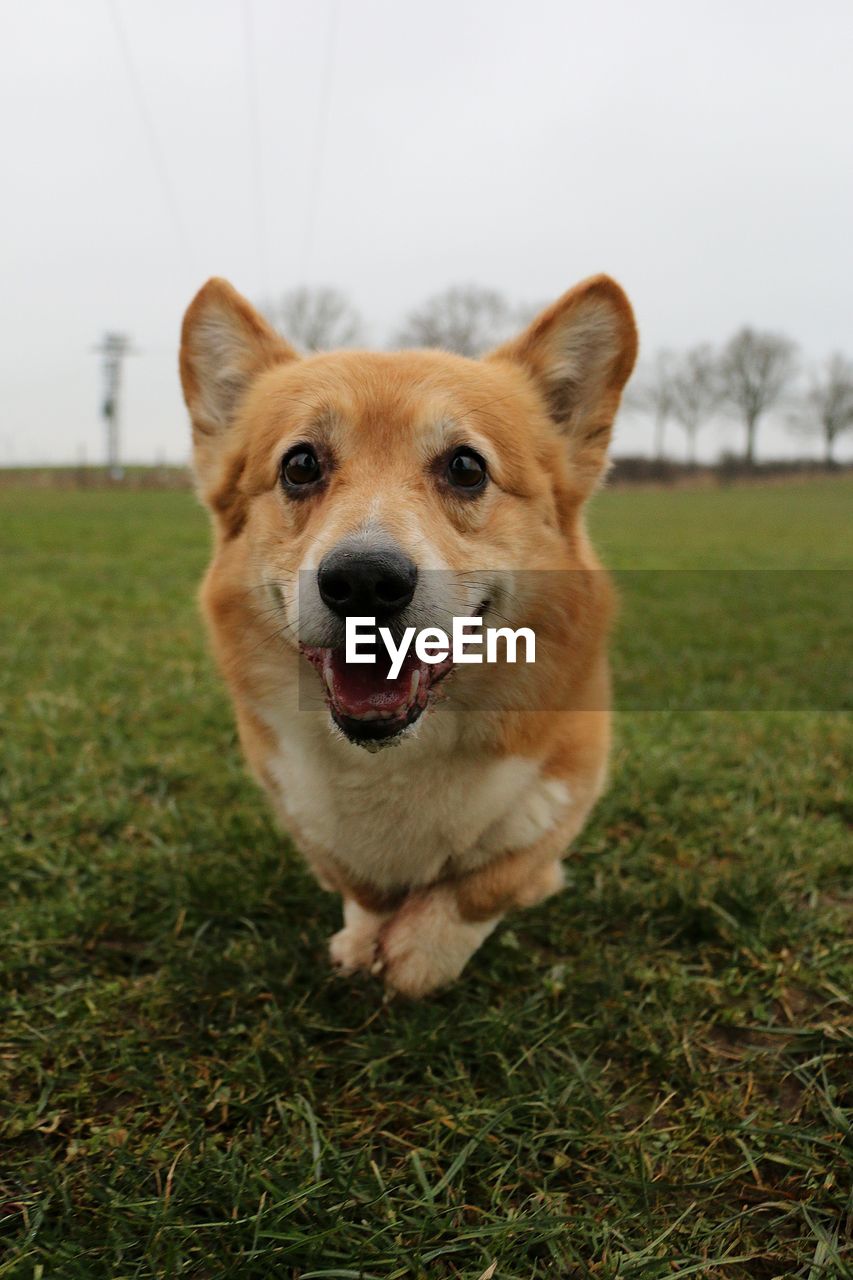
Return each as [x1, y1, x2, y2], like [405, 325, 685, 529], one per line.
[328, 648, 418, 717]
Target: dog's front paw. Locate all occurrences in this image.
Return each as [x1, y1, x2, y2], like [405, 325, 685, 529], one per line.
[328, 925, 377, 973]
[328, 900, 387, 974]
[374, 888, 499, 998]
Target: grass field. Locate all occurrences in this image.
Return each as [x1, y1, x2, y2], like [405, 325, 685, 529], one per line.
[0, 480, 850, 1279]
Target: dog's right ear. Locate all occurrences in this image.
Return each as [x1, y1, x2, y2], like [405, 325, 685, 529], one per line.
[180, 278, 298, 485]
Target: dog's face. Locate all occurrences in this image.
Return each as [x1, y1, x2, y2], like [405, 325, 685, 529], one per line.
[181, 277, 637, 747]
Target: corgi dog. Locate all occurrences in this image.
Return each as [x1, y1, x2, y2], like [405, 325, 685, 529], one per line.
[179, 274, 637, 997]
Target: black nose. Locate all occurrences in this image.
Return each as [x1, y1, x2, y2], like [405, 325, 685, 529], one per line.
[317, 543, 418, 619]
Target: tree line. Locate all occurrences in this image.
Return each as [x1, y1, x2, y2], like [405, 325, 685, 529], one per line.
[262, 286, 853, 466]
[628, 337, 853, 467]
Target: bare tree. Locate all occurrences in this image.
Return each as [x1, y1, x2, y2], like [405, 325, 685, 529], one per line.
[626, 350, 677, 459]
[266, 287, 365, 352]
[720, 328, 797, 465]
[669, 345, 722, 464]
[790, 353, 853, 466]
[394, 285, 514, 356]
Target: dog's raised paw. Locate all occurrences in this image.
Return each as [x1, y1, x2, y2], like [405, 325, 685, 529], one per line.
[377, 888, 500, 999]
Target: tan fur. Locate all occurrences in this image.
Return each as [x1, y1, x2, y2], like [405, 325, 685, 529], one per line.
[180, 273, 637, 996]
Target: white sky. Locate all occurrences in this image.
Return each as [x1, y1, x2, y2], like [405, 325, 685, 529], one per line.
[2, 0, 852, 466]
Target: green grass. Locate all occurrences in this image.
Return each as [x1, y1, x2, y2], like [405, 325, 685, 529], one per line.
[0, 480, 850, 1279]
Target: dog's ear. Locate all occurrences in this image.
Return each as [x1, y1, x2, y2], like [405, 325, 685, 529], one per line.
[180, 278, 298, 486]
[488, 275, 637, 491]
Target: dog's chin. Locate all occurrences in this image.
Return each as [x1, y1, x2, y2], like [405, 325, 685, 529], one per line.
[331, 699, 427, 751]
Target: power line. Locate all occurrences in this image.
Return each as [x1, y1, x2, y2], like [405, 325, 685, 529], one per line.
[302, 0, 340, 272]
[241, 0, 269, 298]
[106, 0, 196, 279]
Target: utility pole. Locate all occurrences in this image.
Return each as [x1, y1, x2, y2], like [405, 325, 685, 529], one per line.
[93, 332, 136, 480]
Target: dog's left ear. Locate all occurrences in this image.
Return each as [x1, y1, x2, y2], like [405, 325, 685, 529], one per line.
[180, 277, 298, 489]
[488, 274, 638, 490]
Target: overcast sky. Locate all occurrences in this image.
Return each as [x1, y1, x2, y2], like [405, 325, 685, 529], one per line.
[3, 0, 852, 466]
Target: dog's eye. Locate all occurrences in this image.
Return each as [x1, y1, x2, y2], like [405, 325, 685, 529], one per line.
[447, 447, 488, 491]
[281, 445, 322, 489]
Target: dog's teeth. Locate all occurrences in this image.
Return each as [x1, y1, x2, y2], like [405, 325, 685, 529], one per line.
[357, 709, 380, 721]
[323, 666, 335, 693]
[409, 669, 420, 701]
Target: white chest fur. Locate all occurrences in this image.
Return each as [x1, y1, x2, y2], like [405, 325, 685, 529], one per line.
[258, 703, 571, 892]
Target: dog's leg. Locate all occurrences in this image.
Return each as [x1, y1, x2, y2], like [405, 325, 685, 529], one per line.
[329, 898, 390, 974]
[374, 776, 607, 1000]
[373, 885, 502, 998]
[376, 856, 565, 998]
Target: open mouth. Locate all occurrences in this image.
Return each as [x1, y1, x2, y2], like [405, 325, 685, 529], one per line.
[300, 600, 489, 747]
[300, 644, 453, 744]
